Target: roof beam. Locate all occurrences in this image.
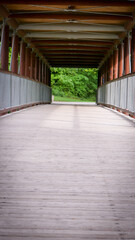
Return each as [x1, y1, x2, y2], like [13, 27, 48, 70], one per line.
[18, 23, 125, 32]
[2, 0, 135, 7]
[51, 65, 98, 68]
[0, 5, 50, 67]
[39, 46, 109, 50]
[43, 51, 105, 55]
[32, 40, 113, 46]
[9, 12, 132, 22]
[26, 32, 119, 40]
[47, 55, 103, 59]
[99, 15, 135, 69]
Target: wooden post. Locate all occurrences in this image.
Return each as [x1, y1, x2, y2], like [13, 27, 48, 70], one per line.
[118, 42, 124, 77]
[11, 34, 19, 74]
[1, 23, 9, 71]
[25, 47, 31, 78]
[98, 70, 101, 87]
[35, 56, 38, 80]
[109, 53, 113, 80]
[39, 58, 41, 82]
[42, 61, 44, 83]
[124, 35, 130, 75]
[20, 41, 26, 76]
[113, 48, 118, 79]
[131, 28, 135, 73]
[30, 51, 35, 79]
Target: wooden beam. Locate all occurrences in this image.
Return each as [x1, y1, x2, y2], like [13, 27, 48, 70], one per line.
[39, 46, 109, 50]
[99, 18, 135, 70]
[49, 58, 99, 61]
[50, 63, 99, 66]
[9, 12, 132, 22]
[0, 6, 50, 67]
[18, 23, 125, 32]
[43, 51, 105, 55]
[131, 28, 135, 73]
[26, 32, 119, 40]
[47, 55, 102, 59]
[32, 39, 113, 46]
[2, 0, 135, 7]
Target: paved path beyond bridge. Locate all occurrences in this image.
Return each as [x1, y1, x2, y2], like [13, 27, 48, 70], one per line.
[0, 104, 135, 240]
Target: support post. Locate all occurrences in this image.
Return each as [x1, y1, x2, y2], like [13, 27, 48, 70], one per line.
[118, 42, 124, 77]
[30, 51, 35, 79]
[131, 28, 135, 73]
[35, 56, 38, 80]
[20, 41, 26, 76]
[98, 70, 101, 87]
[11, 34, 19, 74]
[39, 58, 41, 82]
[113, 48, 118, 79]
[1, 23, 9, 71]
[42, 61, 44, 83]
[105, 61, 108, 82]
[48, 68, 51, 87]
[25, 47, 30, 78]
[109, 53, 113, 80]
[124, 35, 131, 75]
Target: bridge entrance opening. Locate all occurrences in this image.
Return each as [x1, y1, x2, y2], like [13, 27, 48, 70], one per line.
[51, 67, 98, 103]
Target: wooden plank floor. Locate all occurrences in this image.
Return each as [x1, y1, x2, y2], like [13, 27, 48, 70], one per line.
[0, 104, 135, 240]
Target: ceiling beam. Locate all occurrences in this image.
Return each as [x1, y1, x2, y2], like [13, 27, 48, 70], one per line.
[49, 59, 100, 62]
[43, 51, 105, 55]
[9, 12, 132, 22]
[0, 5, 50, 67]
[39, 45, 109, 50]
[99, 16, 135, 69]
[2, 0, 135, 7]
[17, 23, 125, 32]
[47, 55, 103, 59]
[26, 32, 119, 40]
[51, 63, 97, 68]
[31, 39, 113, 46]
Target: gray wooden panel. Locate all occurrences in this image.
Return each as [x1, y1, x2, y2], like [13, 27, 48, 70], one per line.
[0, 72, 11, 109]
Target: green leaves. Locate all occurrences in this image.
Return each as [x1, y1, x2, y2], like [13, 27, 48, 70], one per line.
[51, 67, 98, 100]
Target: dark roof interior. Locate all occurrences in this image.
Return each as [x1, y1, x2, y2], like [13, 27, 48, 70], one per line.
[0, 0, 135, 68]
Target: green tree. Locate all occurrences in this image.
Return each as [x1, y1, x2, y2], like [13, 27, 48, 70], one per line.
[51, 67, 98, 100]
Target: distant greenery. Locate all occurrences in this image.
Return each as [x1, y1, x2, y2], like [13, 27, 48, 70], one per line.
[54, 95, 96, 102]
[51, 67, 98, 101]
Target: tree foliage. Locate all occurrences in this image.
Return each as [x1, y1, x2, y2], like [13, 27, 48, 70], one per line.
[51, 67, 98, 99]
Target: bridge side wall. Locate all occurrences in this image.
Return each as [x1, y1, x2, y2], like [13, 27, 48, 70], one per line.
[97, 75, 135, 116]
[0, 71, 52, 114]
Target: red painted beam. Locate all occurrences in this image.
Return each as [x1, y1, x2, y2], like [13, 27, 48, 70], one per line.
[25, 47, 31, 78]
[113, 48, 118, 79]
[34, 56, 38, 81]
[38, 46, 109, 51]
[124, 36, 130, 75]
[131, 28, 135, 73]
[109, 54, 113, 81]
[32, 40, 113, 46]
[11, 34, 19, 74]
[9, 12, 132, 22]
[20, 41, 26, 76]
[1, 24, 9, 71]
[2, 0, 135, 7]
[43, 50, 106, 55]
[30, 52, 35, 79]
[118, 42, 124, 77]
[38, 59, 42, 82]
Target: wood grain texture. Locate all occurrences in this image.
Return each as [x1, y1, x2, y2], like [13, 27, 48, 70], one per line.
[0, 104, 135, 239]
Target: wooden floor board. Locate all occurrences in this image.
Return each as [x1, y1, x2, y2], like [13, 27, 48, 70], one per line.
[0, 104, 135, 239]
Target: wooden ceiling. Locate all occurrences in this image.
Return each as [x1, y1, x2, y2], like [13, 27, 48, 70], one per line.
[0, 0, 135, 68]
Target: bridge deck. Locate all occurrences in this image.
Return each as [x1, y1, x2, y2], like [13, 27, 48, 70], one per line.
[0, 104, 135, 240]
